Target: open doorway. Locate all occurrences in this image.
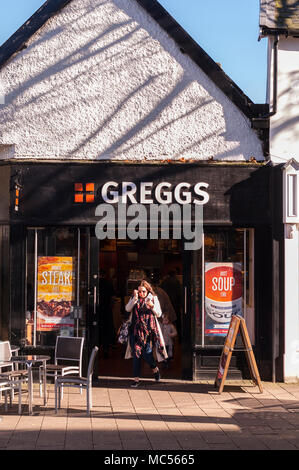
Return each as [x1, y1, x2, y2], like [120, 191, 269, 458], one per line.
[96, 238, 183, 379]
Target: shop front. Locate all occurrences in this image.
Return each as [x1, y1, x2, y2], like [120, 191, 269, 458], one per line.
[1, 161, 273, 380]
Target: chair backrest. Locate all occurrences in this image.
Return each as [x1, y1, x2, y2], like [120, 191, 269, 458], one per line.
[0, 341, 11, 362]
[55, 336, 84, 364]
[87, 346, 99, 380]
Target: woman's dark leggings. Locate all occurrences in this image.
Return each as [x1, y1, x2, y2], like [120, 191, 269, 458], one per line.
[130, 334, 157, 377]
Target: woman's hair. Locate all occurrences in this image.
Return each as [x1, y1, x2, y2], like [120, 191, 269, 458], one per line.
[139, 279, 155, 296]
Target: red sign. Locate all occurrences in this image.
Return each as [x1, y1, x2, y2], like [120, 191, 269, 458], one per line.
[205, 263, 243, 335]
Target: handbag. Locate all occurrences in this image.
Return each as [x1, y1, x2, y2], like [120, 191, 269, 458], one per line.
[117, 321, 130, 344]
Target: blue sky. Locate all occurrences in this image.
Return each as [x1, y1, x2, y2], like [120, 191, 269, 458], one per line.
[0, 0, 267, 103]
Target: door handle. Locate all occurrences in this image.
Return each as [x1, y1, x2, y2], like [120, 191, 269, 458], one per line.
[93, 285, 97, 315]
[184, 286, 187, 315]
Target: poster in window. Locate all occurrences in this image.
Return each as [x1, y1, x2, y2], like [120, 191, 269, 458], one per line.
[205, 262, 243, 336]
[37, 257, 75, 333]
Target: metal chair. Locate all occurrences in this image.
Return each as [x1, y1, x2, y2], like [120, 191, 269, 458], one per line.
[0, 341, 14, 374]
[55, 346, 99, 415]
[39, 336, 84, 397]
[0, 341, 29, 401]
[0, 377, 26, 414]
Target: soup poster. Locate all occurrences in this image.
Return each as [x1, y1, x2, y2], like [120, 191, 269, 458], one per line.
[205, 262, 243, 336]
[37, 257, 75, 331]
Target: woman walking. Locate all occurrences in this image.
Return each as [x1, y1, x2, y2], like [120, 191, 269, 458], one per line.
[125, 280, 167, 387]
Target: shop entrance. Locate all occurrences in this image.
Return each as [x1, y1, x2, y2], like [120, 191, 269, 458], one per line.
[24, 227, 188, 379]
[24, 225, 254, 382]
[91, 237, 184, 380]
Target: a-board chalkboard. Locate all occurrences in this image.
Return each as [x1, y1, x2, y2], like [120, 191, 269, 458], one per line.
[215, 315, 263, 394]
[239, 316, 263, 393]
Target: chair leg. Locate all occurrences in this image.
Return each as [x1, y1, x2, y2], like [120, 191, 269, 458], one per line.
[86, 386, 90, 415]
[18, 383, 22, 415]
[55, 382, 58, 413]
[4, 390, 8, 412]
[10, 375, 14, 400]
[59, 384, 62, 410]
[39, 366, 42, 397]
[59, 373, 64, 400]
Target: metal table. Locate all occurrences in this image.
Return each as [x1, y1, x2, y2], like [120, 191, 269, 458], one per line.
[11, 355, 50, 415]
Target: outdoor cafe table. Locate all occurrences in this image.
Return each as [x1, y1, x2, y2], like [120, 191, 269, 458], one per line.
[11, 355, 50, 415]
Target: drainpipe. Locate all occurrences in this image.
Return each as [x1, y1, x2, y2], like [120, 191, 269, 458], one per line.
[269, 34, 279, 384]
[268, 34, 279, 118]
[252, 34, 279, 383]
[270, 34, 279, 384]
[252, 34, 279, 122]
[251, 34, 279, 161]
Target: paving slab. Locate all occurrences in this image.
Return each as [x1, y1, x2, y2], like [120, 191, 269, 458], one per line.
[0, 379, 299, 450]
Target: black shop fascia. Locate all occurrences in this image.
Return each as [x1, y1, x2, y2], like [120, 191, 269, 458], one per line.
[9, 161, 270, 227]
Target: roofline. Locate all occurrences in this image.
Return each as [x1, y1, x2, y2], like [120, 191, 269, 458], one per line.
[0, 0, 267, 123]
[0, 0, 72, 66]
[281, 158, 299, 171]
[136, 0, 264, 120]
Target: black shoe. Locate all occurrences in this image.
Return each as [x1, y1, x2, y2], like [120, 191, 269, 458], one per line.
[130, 381, 140, 388]
[154, 369, 160, 382]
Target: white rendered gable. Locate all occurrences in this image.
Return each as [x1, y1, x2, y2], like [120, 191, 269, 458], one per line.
[0, 0, 264, 161]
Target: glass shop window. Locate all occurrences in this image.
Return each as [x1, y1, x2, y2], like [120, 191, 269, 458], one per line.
[193, 228, 255, 347]
[26, 227, 87, 348]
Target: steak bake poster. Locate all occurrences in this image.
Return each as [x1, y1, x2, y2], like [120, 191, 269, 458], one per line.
[37, 257, 75, 331]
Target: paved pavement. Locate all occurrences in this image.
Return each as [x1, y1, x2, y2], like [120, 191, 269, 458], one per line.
[1, 377, 299, 451]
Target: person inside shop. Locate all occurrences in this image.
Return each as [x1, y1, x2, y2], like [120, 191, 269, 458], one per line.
[98, 269, 116, 358]
[160, 269, 182, 341]
[161, 313, 177, 367]
[150, 274, 177, 324]
[125, 280, 168, 387]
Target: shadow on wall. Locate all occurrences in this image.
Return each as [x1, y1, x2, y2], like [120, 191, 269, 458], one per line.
[271, 64, 299, 142]
[276, 0, 299, 30]
[261, 2, 299, 146]
[0, 0, 263, 161]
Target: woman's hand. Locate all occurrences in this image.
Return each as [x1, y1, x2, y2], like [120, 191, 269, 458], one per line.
[146, 299, 154, 309]
[133, 289, 138, 300]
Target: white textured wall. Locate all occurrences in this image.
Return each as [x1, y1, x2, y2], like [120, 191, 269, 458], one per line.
[269, 37, 299, 163]
[0, 0, 264, 161]
[268, 37, 299, 381]
[284, 226, 299, 382]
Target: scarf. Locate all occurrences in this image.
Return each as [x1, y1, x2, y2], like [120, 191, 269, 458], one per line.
[132, 299, 164, 358]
